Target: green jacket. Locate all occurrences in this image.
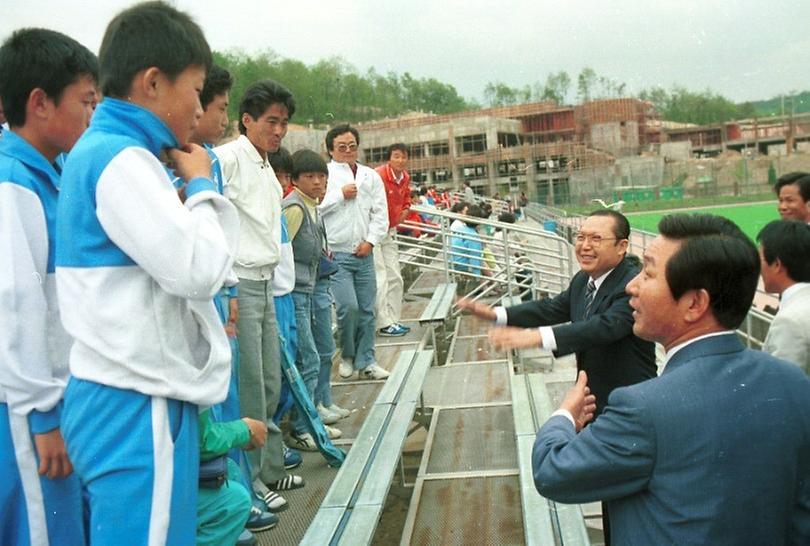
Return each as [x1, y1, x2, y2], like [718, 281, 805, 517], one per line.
[198, 408, 250, 462]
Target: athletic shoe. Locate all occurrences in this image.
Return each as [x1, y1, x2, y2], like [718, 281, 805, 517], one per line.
[317, 403, 341, 425]
[379, 324, 407, 337]
[283, 445, 302, 470]
[338, 358, 354, 378]
[267, 474, 305, 491]
[326, 403, 351, 419]
[361, 363, 391, 380]
[236, 530, 257, 546]
[289, 431, 318, 452]
[245, 506, 278, 532]
[325, 425, 342, 439]
[397, 323, 412, 333]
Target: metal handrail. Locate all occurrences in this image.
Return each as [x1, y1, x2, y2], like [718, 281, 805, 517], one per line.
[397, 205, 574, 310]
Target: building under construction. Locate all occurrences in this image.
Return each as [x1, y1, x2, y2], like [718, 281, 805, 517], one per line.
[283, 99, 810, 206]
[285, 98, 659, 205]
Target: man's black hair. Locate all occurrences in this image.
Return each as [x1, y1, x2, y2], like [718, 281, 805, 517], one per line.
[200, 64, 232, 110]
[238, 79, 295, 135]
[99, 1, 211, 98]
[387, 142, 408, 159]
[774, 172, 810, 203]
[0, 28, 98, 127]
[757, 220, 810, 283]
[658, 214, 760, 329]
[268, 147, 293, 177]
[588, 209, 630, 240]
[325, 124, 360, 154]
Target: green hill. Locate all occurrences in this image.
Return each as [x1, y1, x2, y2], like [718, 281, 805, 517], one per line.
[746, 91, 810, 117]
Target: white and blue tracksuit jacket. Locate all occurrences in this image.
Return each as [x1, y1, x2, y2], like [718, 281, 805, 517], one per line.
[0, 130, 71, 428]
[55, 98, 239, 406]
[1, 130, 85, 546]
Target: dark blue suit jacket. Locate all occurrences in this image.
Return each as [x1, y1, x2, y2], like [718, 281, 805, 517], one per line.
[532, 333, 810, 545]
[506, 256, 656, 414]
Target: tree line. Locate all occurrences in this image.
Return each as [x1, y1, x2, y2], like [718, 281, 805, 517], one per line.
[213, 50, 804, 128]
[213, 49, 472, 126]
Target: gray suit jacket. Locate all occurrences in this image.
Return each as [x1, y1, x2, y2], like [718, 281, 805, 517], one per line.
[532, 334, 810, 545]
[764, 283, 810, 375]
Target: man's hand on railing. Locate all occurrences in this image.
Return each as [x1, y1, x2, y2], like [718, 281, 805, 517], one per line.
[456, 298, 497, 321]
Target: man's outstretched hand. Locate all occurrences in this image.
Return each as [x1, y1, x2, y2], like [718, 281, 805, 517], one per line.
[488, 326, 542, 350]
[456, 297, 496, 321]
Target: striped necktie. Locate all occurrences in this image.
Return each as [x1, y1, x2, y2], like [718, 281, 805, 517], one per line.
[583, 279, 597, 319]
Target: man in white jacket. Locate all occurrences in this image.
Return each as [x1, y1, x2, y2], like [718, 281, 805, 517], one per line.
[319, 125, 390, 380]
[215, 79, 303, 514]
[757, 220, 810, 374]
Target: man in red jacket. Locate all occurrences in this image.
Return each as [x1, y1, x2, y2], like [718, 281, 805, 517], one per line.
[374, 143, 412, 336]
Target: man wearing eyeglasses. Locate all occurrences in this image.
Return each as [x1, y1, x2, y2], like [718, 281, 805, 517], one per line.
[460, 209, 656, 415]
[319, 124, 390, 381]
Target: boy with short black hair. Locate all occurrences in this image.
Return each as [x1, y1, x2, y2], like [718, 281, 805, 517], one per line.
[190, 64, 279, 544]
[285, 150, 348, 449]
[54, 3, 239, 544]
[270, 146, 294, 196]
[0, 26, 97, 546]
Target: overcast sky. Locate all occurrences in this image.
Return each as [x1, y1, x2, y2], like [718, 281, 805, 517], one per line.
[4, 0, 809, 104]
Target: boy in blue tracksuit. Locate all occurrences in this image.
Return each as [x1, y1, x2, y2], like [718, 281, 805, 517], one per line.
[190, 64, 278, 545]
[0, 28, 98, 546]
[54, 4, 239, 545]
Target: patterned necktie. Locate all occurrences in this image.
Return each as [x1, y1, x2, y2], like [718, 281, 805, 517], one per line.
[583, 279, 597, 319]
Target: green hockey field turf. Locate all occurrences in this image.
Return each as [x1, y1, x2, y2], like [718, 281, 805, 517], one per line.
[626, 202, 780, 241]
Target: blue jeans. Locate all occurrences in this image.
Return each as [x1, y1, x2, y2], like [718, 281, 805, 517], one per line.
[290, 291, 320, 433]
[331, 252, 377, 370]
[312, 277, 336, 407]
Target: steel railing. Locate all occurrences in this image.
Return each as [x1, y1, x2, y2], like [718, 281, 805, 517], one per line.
[396, 205, 574, 314]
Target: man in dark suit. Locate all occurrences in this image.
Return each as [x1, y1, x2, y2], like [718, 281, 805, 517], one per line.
[533, 214, 810, 545]
[459, 209, 657, 416]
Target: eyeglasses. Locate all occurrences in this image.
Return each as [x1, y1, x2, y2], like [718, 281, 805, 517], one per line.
[335, 143, 358, 152]
[574, 233, 619, 246]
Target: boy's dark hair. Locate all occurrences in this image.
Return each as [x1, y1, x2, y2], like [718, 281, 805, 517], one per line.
[774, 172, 810, 202]
[291, 149, 328, 180]
[268, 147, 293, 177]
[464, 204, 485, 227]
[238, 79, 295, 134]
[99, 1, 211, 98]
[200, 64, 232, 110]
[757, 220, 810, 283]
[419, 186, 428, 196]
[0, 28, 98, 127]
[498, 212, 516, 224]
[387, 142, 408, 159]
[658, 214, 760, 330]
[325, 124, 360, 153]
[588, 209, 630, 240]
[450, 201, 468, 214]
